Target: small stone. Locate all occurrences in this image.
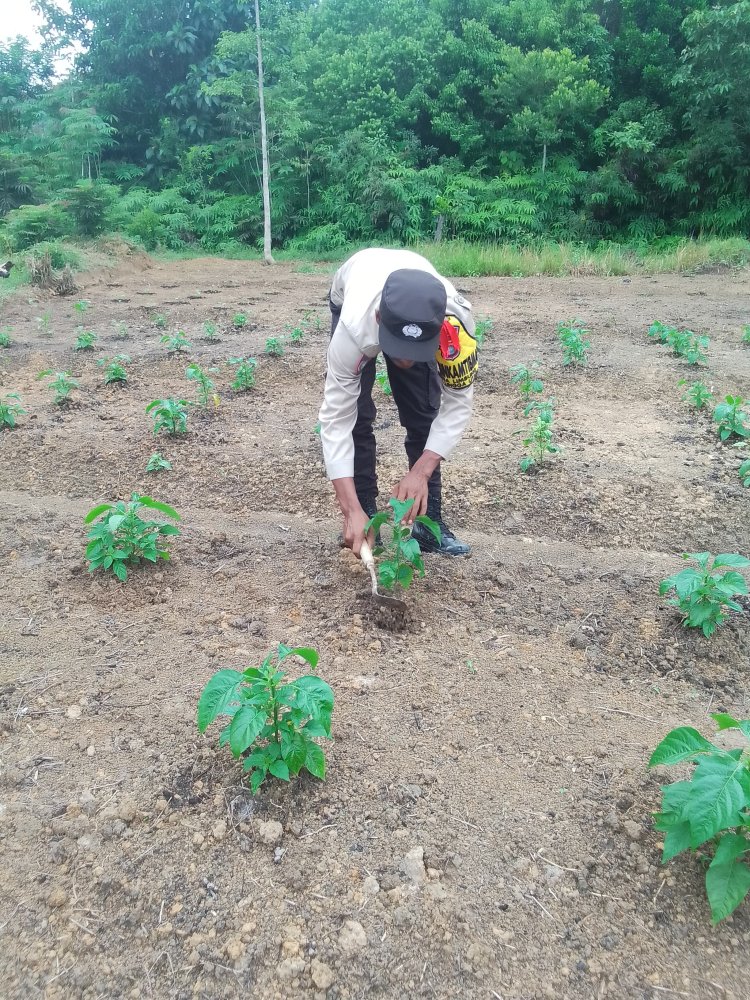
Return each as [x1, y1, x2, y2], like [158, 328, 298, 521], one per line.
[47, 888, 67, 908]
[212, 820, 227, 841]
[277, 957, 305, 981]
[424, 882, 448, 901]
[623, 820, 642, 842]
[338, 919, 367, 954]
[399, 846, 427, 885]
[66, 705, 82, 720]
[192, 832, 205, 847]
[311, 958, 335, 990]
[258, 819, 283, 845]
[362, 876, 380, 896]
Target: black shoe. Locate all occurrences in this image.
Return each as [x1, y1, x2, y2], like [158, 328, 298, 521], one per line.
[411, 518, 471, 557]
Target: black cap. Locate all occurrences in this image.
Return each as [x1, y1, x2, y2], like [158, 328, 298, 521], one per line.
[378, 269, 447, 362]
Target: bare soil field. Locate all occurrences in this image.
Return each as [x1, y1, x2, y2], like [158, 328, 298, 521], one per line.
[1, 254, 749, 1000]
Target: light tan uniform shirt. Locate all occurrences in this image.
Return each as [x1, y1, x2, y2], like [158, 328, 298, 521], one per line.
[319, 248, 476, 481]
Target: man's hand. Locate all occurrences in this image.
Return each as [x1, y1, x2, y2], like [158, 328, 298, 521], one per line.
[393, 467, 429, 520]
[342, 504, 373, 556]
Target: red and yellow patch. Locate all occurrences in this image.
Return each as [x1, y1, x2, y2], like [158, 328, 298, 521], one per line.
[436, 315, 478, 389]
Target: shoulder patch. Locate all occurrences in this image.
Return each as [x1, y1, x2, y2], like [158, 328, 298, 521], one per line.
[436, 316, 478, 390]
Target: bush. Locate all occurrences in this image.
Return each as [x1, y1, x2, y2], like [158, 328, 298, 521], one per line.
[286, 223, 349, 254]
[1, 202, 72, 252]
[63, 181, 119, 236]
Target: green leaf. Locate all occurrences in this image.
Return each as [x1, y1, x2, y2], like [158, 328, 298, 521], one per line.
[269, 759, 290, 781]
[84, 503, 113, 524]
[396, 563, 415, 589]
[281, 729, 308, 774]
[648, 727, 717, 767]
[196, 670, 244, 732]
[304, 742, 327, 780]
[689, 755, 750, 847]
[304, 718, 329, 739]
[113, 561, 127, 581]
[712, 713, 742, 731]
[414, 514, 441, 543]
[228, 705, 267, 757]
[137, 496, 180, 520]
[389, 497, 414, 525]
[288, 647, 319, 670]
[366, 511, 390, 534]
[295, 676, 334, 716]
[706, 834, 750, 924]
[250, 767, 266, 794]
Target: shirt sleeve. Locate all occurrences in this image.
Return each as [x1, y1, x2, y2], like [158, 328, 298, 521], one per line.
[318, 321, 367, 480]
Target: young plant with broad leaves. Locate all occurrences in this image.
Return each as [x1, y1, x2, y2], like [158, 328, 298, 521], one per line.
[265, 337, 284, 357]
[146, 452, 172, 473]
[151, 312, 168, 329]
[287, 322, 304, 344]
[73, 299, 90, 317]
[146, 397, 190, 435]
[197, 644, 333, 794]
[659, 552, 750, 638]
[0, 392, 25, 428]
[558, 320, 590, 367]
[37, 311, 52, 337]
[509, 361, 544, 398]
[232, 312, 248, 329]
[202, 321, 219, 341]
[649, 715, 750, 924]
[0, 327, 11, 348]
[648, 321, 675, 343]
[741, 325, 750, 345]
[518, 405, 561, 472]
[227, 357, 257, 391]
[84, 494, 181, 581]
[99, 354, 130, 384]
[160, 331, 191, 353]
[474, 316, 493, 349]
[739, 458, 750, 488]
[186, 362, 219, 407]
[679, 379, 713, 411]
[38, 370, 79, 404]
[365, 498, 441, 592]
[74, 329, 98, 351]
[713, 396, 750, 441]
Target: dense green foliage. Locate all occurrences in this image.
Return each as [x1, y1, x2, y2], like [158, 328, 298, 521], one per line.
[2, 1, 750, 254]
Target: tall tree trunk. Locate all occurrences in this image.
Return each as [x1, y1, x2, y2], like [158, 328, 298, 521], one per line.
[254, 0, 274, 264]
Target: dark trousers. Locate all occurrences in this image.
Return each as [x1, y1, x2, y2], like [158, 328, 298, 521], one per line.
[330, 304, 441, 502]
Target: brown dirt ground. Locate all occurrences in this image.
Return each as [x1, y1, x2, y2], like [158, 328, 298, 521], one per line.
[1, 254, 749, 1000]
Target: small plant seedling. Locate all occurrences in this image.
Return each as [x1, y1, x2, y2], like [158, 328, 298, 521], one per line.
[301, 310, 323, 334]
[518, 407, 561, 472]
[667, 329, 709, 365]
[99, 354, 131, 384]
[85, 493, 180, 581]
[509, 361, 544, 398]
[314, 421, 321, 435]
[365, 498, 441, 592]
[74, 329, 98, 351]
[648, 715, 750, 924]
[713, 395, 750, 441]
[160, 331, 191, 353]
[375, 356, 392, 396]
[197, 643, 333, 794]
[38, 370, 79, 404]
[679, 379, 713, 410]
[0, 392, 25, 428]
[739, 458, 750, 488]
[558, 320, 591, 367]
[474, 316, 493, 349]
[523, 397, 556, 422]
[146, 397, 190, 435]
[37, 311, 52, 337]
[112, 321, 129, 340]
[146, 452, 172, 473]
[202, 321, 219, 341]
[73, 299, 90, 316]
[151, 313, 168, 329]
[227, 357, 257, 391]
[287, 323, 304, 344]
[741, 325, 750, 345]
[648, 321, 674, 342]
[0, 327, 11, 347]
[265, 337, 284, 357]
[186, 362, 219, 407]
[232, 312, 248, 329]
[659, 551, 750, 638]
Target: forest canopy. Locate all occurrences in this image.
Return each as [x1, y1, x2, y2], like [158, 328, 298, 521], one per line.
[1, 0, 750, 255]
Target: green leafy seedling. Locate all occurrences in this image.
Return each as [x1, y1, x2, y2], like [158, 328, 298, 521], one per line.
[741, 325, 750, 345]
[0, 392, 25, 428]
[146, 397, 190, 435]
[474, 316, 493, 349]
[287, 323, 304, 344]
[73, 300, 90, 316]
[0, 328, 11, 348]
[203, 321, 219, 341]
[509, 361, 544, 398]
[74, 329, 98, 351]
[738, 458, 750, 488]
[713, 395, 750, 441]
[679, 379, 713, 410]
[85, 493, 180, 582]
[160, 331, 191, 353]
[648, 321, 675, 343]
[667, 329, 709, 365]
[186, 362, 219, 408]
[523, 397, 556, 421]
[558, 320, 590, 367]
[37, 311, 52, 337]
[375, 356, 392, 396]
[518, 406, 560, 472]
[265, 337, 284, 357]
[659, 552, 750, 638]
[232, 312, 248, 329]
[648, 715, 750, 924]
[38, 370, 79, 404]
[227, 357, 257, 391]
[112, 321, 129, 340]
[99, 354, 130, 384]
[365, 498, 441, 592]
[151, 313, 168, 329]
[197, 643, 333, 794]
[146, 452, 172, 473]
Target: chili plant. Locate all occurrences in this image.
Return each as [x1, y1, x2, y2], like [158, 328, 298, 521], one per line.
[73, 299, 90, 316]
[649, 715, 750, 924]
[679, 379, 713, 410]
[474, 316, 493, 349]
[85, 493, 181, 582]
[713, 396, 750, 441]
[146, 452, 172, 473]
[741, 325, 750, 345]
[227, 357, 257, 390]
[287, 322, 304, 344]
[160, 331, 191, 353]
[112, 321, 129, 340]
[0, 392, 25, 428]
[232, 312, 248, 329]
[99, 354, 130, 384]
[186, 362, 219, 407]
[202, 321, 219, 341]
[0, 328, 11, 347]
[151, 312, 167, 329]
[659, 552, 749, 638]
[667, 329, 709, 365]
[509, 361, 544, 398]
[739, 458, 750, 488]
[74, 329, 98, 351]
[558, 320, 590, 367]
[518, 408, 561, 472]
[265, 337, 284, 357]
[197, 643, 333, 794]
[648, 321, 674, 342]
[365, 498, 441, 592]
[146, 397, 190, 435]
[36, 311, 52, 336]
[38, 370, 79, 404]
